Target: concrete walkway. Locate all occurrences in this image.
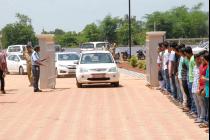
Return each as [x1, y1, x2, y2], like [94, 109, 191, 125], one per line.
[0, 73, 208, 140]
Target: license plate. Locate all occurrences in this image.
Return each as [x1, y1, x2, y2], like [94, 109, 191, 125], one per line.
[92, 74, 106, 78]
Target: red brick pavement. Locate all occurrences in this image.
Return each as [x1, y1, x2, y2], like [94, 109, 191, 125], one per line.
[0, 74, 208, 140]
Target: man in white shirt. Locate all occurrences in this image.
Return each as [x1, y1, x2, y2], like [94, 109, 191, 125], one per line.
[31, 45, 48, 92]
[162, 41, 171, 93]
[168, 42, 177, 99]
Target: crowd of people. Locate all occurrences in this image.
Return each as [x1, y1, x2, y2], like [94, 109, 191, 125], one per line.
[157, 41, 209, 133]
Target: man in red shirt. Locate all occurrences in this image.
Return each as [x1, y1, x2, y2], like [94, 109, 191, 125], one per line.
[0, 51, 8, 94]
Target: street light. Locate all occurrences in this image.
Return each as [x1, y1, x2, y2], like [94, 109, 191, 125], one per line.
[128, 0, 132, 58]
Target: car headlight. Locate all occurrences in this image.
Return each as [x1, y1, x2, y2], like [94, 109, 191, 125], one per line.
[80, 68, 88, 73]
[109, 67, 117, 72]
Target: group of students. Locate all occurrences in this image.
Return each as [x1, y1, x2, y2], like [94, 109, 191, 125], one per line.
[157, 41, 209, 133]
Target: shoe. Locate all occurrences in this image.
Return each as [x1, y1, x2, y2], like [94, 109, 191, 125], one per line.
[194, 118, 203, 123]
[183, 108, 190, 112]
[34, 89, 42, 92]
[1, 90, 6, 94]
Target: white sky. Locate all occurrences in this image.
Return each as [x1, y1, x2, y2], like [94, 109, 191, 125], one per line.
[0, 0, 209, 33]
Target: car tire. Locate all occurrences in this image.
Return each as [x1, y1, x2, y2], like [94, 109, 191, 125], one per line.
[19, 66, 24, 75]
[112, 82, 120, 87]
[76, 81, 83, 88]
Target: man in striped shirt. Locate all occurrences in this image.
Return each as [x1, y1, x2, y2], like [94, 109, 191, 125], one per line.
[0, 51, 8, 94]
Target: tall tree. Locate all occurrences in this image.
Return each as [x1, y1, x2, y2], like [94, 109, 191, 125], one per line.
[1, 13, 37, 48]
[99, 15, 119, 43]
[82, 23, 100, 42]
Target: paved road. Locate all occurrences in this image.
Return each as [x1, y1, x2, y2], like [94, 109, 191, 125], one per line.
[0, 73, 208, 140]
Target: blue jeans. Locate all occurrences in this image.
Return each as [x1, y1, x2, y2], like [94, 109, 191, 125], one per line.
[32, 65, 40, 91]
[175, 76, 182, 102]
[188, 82, 197, 113]
[205, 97, 209, 122]
[163, 69, 171, 92]
[170, 74, 177, 99]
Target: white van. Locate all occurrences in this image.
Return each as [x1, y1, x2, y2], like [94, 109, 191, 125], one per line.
[6, 45, 26, 55]
[80, 42, 110, 52]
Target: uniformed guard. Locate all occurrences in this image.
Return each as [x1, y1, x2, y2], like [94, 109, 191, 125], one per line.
[23, 43, 33, 86]
[31, 45, 48, 92]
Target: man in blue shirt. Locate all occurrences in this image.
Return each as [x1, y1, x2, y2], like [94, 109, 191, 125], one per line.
[31, 45, 48, 92]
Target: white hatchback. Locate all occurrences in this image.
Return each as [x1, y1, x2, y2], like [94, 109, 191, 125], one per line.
[76, 51, 120, 88]
[7, 54, 27, 75]
[55, 52, 80, 77]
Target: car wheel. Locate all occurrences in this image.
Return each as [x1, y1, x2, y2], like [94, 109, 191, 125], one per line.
[112, 82, 120, 87]
[19, 66, 24, 75]
[76, 81, 83, 88]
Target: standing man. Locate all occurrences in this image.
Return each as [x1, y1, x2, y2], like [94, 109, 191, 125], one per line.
[110, 43, 117, 58]
[162, 41, 171, 93]
[168, 42, 177, 100]
[31, 45, 48, 92]
[185, 46, 197, 117]
[23, 44, 33, 86]
[0, 51, 8, 94]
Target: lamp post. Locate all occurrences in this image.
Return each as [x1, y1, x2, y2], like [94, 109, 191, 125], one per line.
[128, 0, 132, 58]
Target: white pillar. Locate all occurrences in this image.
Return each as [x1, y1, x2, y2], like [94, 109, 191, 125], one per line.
[146, 31, 166, 87]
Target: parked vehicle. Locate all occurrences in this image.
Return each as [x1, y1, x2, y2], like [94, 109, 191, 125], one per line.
[55, 52, 80, 77]
[137, 50, 146, 60]
[7, 54, 27, 75]
[193, 41, 209, 54]
[7, 45, 26, 55]
[80, 42, 110, 52]
[54, 44, 65, 52]
[76, 51, 120, 88]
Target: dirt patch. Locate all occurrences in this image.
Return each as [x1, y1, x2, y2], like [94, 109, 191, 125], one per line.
[118, 61, 146, 74]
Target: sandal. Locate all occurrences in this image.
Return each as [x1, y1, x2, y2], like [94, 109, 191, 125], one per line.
[199, 123, 209, 128]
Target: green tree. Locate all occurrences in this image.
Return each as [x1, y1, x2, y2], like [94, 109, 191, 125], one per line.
[82, 23, 100, 42]
[99, 15, 119, 43]
[1, 13, 37, 48]
[55, 32, 78, 47]
[145, 3, 209, 38]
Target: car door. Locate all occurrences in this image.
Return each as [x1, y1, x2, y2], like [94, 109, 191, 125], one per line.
[7, 55, 15, 72]
[13, 55, 20, 72]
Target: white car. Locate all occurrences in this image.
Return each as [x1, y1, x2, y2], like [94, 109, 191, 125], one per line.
[7, 54, 27, 75]
[7, 45, 26, 55]
[55, 52, 80, 77]
[76, 51, 120, 88]
[193, 41, 209, 54]
[80, 42, 110, 52]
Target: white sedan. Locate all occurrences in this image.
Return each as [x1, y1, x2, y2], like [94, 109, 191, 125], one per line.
[76, 51, 120, 88]
[55, 52, 80, 77]
[7, 54, 27, 75]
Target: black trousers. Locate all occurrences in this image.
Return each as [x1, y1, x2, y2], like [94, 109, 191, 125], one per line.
[0, 70, 5, 91]
[32, 65, 40, 91]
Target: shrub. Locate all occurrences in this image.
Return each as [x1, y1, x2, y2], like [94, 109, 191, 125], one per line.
[138, 60, 146, 70]
[129, 56, 138, 67]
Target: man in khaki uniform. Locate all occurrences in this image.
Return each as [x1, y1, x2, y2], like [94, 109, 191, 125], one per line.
[110, 43, 117, 58]
[23, 44, 33, 86]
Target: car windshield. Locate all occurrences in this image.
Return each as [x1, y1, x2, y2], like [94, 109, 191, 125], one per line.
[81, 43, 94, 49]
[58, 53, 80, 61]
[19, 55, 24, 60]
[96, 43, 106, 48]
[8, 46, 21, 52]
[81, 53, 114, 64]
